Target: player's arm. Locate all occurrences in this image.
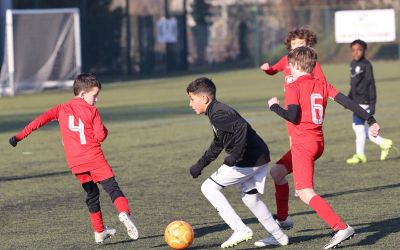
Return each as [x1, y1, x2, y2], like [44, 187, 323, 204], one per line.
[9, 105, 60, 147]
[334, 93, 376, 125]
[223, 118, 248, 166]
[92, 109, 108, 142]
[260, 56, 285, 75]
[269, 103, 299, 124]
[366, 63, 377, 115]
[190, 134, 224, 178]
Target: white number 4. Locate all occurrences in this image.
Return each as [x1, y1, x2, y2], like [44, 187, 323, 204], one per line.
[311, 93, 324, 125]
[69, 116, 86, 144]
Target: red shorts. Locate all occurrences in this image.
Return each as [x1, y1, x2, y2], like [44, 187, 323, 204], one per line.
[74, 163, 115, 184]
[276, 150, 293, 173]
[291, 141, 324, 190]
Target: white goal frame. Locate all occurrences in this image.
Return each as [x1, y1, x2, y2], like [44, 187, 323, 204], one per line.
[1, 8, 81, 96]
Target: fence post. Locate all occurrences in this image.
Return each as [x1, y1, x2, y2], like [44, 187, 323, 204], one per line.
[253, 2, 260, 67]
[125, 0, 132, 74]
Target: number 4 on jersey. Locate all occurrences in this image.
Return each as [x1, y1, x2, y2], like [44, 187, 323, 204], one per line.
[69, 116, 86, 144]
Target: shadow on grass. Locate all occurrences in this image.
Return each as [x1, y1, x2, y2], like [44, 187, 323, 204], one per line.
[0, 170, 70, 182]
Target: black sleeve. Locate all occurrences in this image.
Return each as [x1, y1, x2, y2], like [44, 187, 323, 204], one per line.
[197, 134, 224, 168]
[366, 64, 377, 114]
[270, 104, 300, 124]
[334, 92, 377, 125]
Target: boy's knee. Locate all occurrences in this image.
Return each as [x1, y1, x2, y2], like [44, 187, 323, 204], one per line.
[100, 177, 124, 202]
[241, 192, 259, 209]
[82, 182, 100, 212]
[201, 178, 222, 196]
[270, 164, 287, 183]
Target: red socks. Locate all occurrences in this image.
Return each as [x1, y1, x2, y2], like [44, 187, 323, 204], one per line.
[275, 183, 289, 221]
[114, 196, 130, 215]
[309, 195, 347, 230]
[89, 211, 104, 232]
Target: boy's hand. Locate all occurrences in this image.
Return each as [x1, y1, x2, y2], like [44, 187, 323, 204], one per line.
[369, 123, 380, 137]
[268, 97, 279, 108]
[9, 136, 18, 147]
[223, 155, 236, 167]
[190, 164, 203, 178]
[260, 63, 270, 71]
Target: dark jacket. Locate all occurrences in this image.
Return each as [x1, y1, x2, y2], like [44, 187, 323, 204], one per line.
[348, 57, 377, 114]
[196, 100, 270, 168]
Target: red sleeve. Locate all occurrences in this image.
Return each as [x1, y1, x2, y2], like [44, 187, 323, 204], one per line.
[326, 82, 339, 99]
[312, 62, 327, 82]
[92, 109, 108, 142]
[284, 84, 299, 106]
[264, 56, 286, 75]
[15, 105, 60, 141]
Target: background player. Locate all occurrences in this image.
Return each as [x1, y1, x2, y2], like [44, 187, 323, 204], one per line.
[187, 77, 288, 248]
[346, 39, 393, 164]
[267, 46, 380, 249]
[9, 73, 139, 244]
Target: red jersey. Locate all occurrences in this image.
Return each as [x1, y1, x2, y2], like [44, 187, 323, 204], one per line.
[284, 74, 339, 144]
[15, 97, 108, 173]
[263, 55, 327, 135]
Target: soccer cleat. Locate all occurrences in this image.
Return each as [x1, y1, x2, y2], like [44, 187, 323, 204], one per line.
[220, 227, 253, 248]
[254, 234, 289, 247]
[94, 227, 116, 243]
[273, 214, 294, 230]
[118, 212, 139, 240]
[324, 225, 355, 249]
[346, 154, 367, 164]
[380, 139, 393, 161]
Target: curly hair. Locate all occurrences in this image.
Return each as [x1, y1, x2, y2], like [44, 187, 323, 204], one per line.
[284, 28, 317, 51]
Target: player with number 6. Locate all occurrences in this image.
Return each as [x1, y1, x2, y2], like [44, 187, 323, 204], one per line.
[267, 46, 380, 249]
[8, 73, 139, 244]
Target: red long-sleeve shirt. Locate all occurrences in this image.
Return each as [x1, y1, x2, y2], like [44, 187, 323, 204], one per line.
[15, 97, 108, 173]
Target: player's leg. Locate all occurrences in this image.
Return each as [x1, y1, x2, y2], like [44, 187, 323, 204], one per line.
[78, 172, 116, 243]
[292, 142, 354, 249]
[366, 126, 393, 160]
[99, 177, 139, 240]
[239, 169, 288, 247]
[202, 165, 253, 248]
[347, 115, 367, 164]
[270, 150, 293, 229]
[92, 164, 139, 240]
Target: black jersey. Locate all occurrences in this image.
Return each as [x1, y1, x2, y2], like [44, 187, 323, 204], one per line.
[196, 100, 270, 168]
[348, 57, 377, 114]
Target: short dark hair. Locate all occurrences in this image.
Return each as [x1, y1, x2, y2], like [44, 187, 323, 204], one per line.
[186, 77, 216, 99]
[73, 73, 101, 96]
[350, 39, 367, 50]
[288, 46, 317, 74]
[284, 28, 317, 51]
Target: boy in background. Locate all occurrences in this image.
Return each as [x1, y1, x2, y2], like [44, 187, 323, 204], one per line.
[187, 77, 288, 248]
[9, 73, 139, 244]
[346, 39, 393, 164]
[259, 28, 326, 230]
[268, 46, 380, 249]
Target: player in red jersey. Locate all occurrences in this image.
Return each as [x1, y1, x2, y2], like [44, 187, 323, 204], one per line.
[267, 46, 380, 249]
[9, 73, 139, 244]
[260, 28, 327, 230]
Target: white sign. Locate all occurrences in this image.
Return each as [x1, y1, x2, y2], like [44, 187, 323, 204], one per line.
[156, 17, 177, 43]
[335, 9, 396, 43]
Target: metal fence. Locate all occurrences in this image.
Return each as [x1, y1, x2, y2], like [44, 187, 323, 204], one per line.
[8, 0, 400, 75]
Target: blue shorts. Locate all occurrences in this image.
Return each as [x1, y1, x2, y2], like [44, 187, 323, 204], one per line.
[353, 114, 365, 125]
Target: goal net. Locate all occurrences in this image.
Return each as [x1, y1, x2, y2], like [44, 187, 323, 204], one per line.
[0, 8, 81, 96]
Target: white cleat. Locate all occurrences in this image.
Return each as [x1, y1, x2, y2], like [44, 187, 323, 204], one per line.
[254, 233, 289, 247]
[324, 225, 355, 249]
[221, 227, 253, 248]
[118, 212, 139, 240]
[274, 215, 294, 230]
[94, 227, 116, 243]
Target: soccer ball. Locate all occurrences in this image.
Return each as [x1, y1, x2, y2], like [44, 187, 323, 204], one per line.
[164, 220, 194, 249]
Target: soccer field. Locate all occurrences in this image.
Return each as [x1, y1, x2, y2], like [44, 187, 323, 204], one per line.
[0, 61, 399, 249]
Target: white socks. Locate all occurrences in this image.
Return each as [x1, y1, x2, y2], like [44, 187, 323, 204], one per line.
[201, 179, 247, 231]
[353, 123, 384, 155]
[242, 193, 285, 239]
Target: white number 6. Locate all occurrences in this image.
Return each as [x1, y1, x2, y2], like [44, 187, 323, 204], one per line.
[69, 116, 86, 144]
[311, 93, 324, 125]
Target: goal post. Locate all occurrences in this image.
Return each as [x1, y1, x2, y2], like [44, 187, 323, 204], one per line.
[0, 8, 81, 96]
